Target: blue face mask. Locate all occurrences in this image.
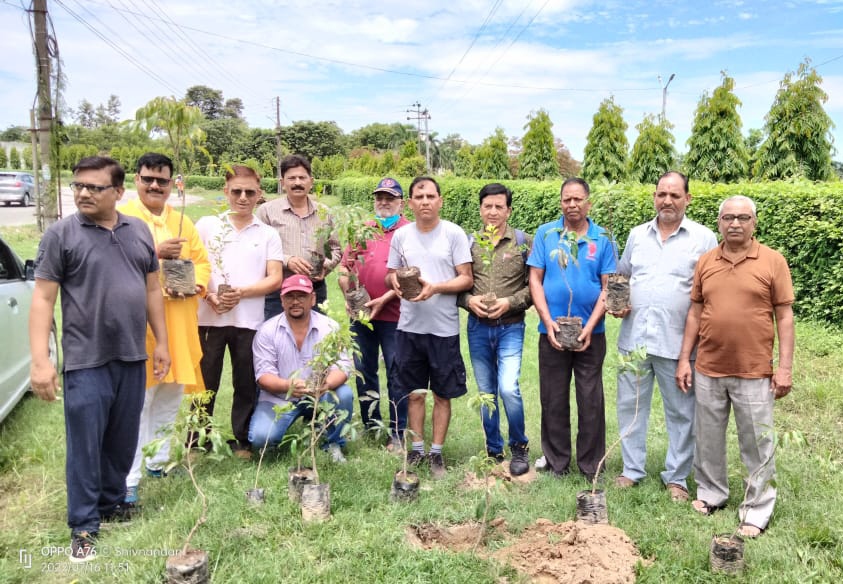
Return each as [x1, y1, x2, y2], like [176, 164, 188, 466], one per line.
[376, 214, 401, 230]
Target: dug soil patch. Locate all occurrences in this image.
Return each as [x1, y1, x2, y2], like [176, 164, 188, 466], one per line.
[408, 518, 646, 583]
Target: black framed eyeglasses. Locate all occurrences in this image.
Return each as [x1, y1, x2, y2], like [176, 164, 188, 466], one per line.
[138, 175, 172, 187]
[69, 182, 115, 195]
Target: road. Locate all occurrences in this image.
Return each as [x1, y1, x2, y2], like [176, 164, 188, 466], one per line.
[0, 188, 200, 227]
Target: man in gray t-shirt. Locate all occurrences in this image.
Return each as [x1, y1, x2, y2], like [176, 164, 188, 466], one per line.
[386, 176, 473, 479]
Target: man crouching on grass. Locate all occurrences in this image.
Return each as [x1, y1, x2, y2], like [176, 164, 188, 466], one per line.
[29, 156, 170, 563]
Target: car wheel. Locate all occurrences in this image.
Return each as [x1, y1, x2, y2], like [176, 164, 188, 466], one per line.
[23, 193, 32, 207]
[2, 201, 9, 207]
[49, 321, 60, 371]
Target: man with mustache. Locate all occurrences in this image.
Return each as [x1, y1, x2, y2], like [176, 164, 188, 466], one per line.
[256, 154, 341, 318]
[676, 195, 794, 538]
[608, 171, 717, 502]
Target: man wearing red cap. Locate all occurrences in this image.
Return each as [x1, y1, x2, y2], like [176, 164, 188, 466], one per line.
[248, 275, 354, 462]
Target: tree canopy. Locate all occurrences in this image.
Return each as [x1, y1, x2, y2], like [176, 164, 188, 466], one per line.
[582, 97, 628, 183]
[628, 115, 676, 184]
[519, 109, 559, 180]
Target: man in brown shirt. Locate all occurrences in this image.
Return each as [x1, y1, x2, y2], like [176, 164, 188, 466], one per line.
[458, 183, 533, 476]
[256, 154, 340, 318]
[676, 195, 794, 538]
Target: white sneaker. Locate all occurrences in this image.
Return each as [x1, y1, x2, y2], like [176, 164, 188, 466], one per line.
[534, 455, 548, 471]
[327, 444, 347, 464]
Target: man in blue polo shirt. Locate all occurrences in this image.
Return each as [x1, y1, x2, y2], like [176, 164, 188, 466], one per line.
[528, 177, 615, 480]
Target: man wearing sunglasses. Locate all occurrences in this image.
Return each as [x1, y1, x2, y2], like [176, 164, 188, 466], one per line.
[196, 165, 284, 459]
[676, 195, 794, 538]
[120, 152, 210, 508]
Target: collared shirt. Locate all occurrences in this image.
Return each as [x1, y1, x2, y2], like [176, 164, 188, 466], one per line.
[253, 311, 352, 406]
[34, 211, 158, 370]
[196, 211, 284, 330]
[458, 224, 533, 317]
[255, 195, 341, 281]
[340, 216, 411, 323]
[527, 217, 616, 334]
[616, 216, 718, 359]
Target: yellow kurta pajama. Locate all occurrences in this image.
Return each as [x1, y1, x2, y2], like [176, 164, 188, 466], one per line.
[121, 198, 209, 393]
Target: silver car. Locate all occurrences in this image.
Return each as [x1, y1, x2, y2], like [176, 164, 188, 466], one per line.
[0, 235, 59, 423]
[0, 172, 36, 206]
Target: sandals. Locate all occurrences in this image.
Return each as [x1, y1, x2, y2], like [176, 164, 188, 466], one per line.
[692, 499, 726, 516]
[666, 483, 689, 502]
[738, 522, 765, 538]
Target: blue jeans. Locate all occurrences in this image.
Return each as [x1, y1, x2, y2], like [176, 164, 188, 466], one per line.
[248, 384, 353, 448]
[64, 361, 146, 534]
[352, 320, 406, 436]
[616, 353, 696, 488]
[467, 315, 528, 453]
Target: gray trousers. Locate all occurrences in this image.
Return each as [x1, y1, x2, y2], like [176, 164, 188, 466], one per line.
[694, 372, 777, 529]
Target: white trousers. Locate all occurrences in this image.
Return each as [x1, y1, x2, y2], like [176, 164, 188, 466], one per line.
[126, 383, 184, 488]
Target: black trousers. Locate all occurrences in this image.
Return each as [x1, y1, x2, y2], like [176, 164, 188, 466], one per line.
[538, 333, 606, 476]
[198, 326, 258, 444]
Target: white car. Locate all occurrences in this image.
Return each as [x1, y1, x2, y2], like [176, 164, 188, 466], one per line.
[0, 235, 59, 423]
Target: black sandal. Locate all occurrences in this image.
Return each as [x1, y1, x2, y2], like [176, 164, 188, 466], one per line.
[692, 499, 726, 516]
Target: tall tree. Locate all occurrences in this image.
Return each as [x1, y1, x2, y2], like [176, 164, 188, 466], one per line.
[555, 139, 581, 178]
[348, 122, 415, 151]
[473, 128, 512, 179]
[222, 98, 244, 120]
[454, 144, 475, 178]
[134, 96, 206, 174]
[76, 100, 96, 129]
[518, 109, 559, 180]
[628, 114, 676, 184]
[0, 147, 7, 168]
[184, 85, 224, 120]
[282, 120, 345, 160]
[684, 73, 749, 183]
[755, 59, 835, 181]
[9, 146, 21, 169]
[582, 97, 628, 183]
[106, 94, 121, 122]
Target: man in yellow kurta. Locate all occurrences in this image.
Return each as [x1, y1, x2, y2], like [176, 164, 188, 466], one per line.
[121, 153, 210, 508]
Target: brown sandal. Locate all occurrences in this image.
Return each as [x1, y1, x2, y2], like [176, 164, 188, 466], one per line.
[666, 483, 689, 502]
[692, 499, 726, 515]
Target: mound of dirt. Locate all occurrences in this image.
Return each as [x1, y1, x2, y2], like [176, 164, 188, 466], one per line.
[407, 518, 646, 583]
[492, 518, 646, 583]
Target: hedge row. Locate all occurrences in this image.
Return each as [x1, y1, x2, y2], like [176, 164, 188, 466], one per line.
[332, 176, 843, 325]
[183, 175, 331, 196]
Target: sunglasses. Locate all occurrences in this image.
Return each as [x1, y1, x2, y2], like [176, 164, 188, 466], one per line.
[69, 182, 115, 195]
[229, 189, 259, 198]
[138, 175, 172, 187]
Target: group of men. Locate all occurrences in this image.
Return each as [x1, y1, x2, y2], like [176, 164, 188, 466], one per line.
[29, 150, 794, 562]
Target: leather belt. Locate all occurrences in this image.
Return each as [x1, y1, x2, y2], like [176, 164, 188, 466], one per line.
[477, 314, 525, 327]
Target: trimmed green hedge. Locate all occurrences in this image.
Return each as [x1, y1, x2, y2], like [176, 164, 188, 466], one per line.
[333, 176, 843, 325]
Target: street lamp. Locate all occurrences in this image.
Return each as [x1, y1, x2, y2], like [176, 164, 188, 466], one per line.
[660, 73, 676, 121]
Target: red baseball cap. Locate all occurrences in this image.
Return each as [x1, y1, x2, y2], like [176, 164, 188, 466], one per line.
[280, 275, 313, 296]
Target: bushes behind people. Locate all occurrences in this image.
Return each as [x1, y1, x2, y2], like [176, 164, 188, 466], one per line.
[333, 176, 843, 325]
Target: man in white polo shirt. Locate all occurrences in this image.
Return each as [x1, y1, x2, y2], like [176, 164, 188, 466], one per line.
[195, 165, 283, 458]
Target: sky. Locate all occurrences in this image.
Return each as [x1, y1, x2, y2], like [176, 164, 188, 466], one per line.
[1, 0, 842, 162]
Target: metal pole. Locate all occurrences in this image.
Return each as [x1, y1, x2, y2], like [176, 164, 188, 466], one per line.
[33, 0, 57, 229]
[423, 109, 431, 173]
[661, 73, 675, 121]
[275, 96, 282, 180]
[29, 109, 42, 230]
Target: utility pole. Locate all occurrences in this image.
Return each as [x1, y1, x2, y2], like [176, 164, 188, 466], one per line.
[406, 102, 432, 173]
[275, 96, 282, 181]
[32, 0, 58, 229]
[659, 73, 676, 121]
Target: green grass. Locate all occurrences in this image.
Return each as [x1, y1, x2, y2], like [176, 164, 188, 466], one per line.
[1, 206, 842, 583]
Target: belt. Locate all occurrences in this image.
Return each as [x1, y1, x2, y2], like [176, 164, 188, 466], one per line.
[476, 314, 525, 327]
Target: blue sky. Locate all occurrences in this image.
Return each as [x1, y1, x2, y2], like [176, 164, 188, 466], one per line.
[1, 0, 841, 162]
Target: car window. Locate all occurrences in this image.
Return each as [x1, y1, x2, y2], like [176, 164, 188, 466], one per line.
[0, 241, 23, 281]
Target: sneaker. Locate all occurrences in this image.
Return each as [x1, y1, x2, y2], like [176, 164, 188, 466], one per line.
[146, 467, 166, 478]
[69, 531, 97, 563]
[406, 449, 426, 466]
[487, 450, 505, 463]
[124, 485, 139, 505]
[534, 455, 549, 472]
[327, 443, 347, 464]
[428, 452, 446, 480]
[509, 443, 530, 476]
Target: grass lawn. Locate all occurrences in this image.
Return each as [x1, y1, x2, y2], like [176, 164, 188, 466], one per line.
[1, 198, 842, 583]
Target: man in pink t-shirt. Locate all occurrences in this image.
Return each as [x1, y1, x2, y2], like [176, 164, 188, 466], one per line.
[338, 178, 410, 451]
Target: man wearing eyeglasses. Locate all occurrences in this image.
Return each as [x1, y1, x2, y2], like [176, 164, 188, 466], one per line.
[676, 195, 794, 539]
[195, 165, 283, 459]
[608, 171, 717, 502]
[119, 152, 210, 508]
[29, 156, 169, 562]
[256, 154, 341, 318]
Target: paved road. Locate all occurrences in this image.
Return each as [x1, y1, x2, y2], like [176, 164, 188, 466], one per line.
[0, 188, 200, 227]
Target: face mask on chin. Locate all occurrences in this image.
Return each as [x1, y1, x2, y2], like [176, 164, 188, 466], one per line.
[376, 214, 400, 230]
